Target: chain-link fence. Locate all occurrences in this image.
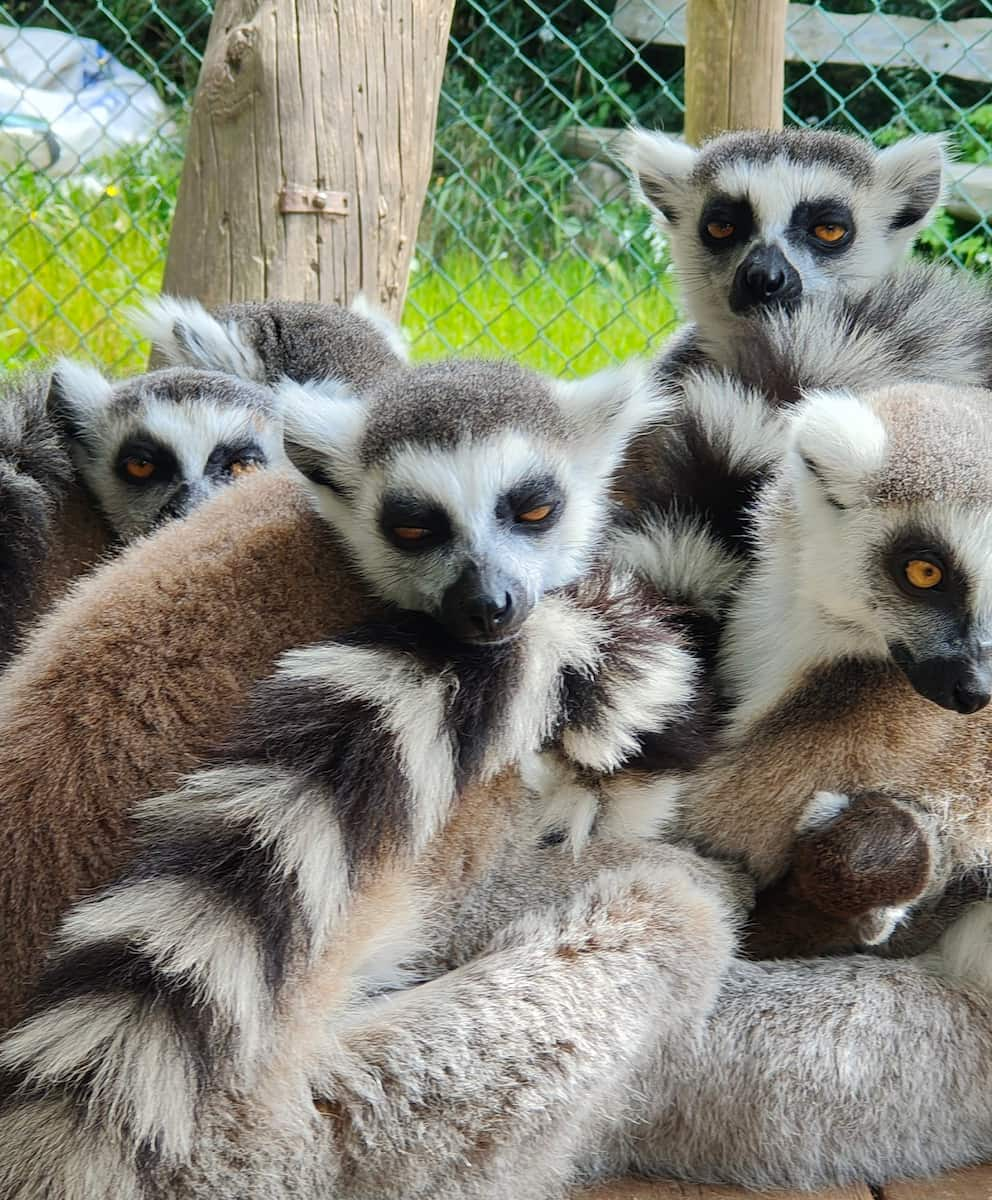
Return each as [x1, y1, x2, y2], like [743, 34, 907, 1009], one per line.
[0, 1, 989, 376]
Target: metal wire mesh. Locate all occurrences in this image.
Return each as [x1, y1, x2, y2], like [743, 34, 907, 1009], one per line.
[0, 1, 989, 376]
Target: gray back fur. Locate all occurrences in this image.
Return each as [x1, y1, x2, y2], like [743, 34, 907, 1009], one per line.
[136, 295, 408, 390]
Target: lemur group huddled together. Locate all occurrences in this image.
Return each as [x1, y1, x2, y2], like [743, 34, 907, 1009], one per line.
[0, 126, 991, 1200]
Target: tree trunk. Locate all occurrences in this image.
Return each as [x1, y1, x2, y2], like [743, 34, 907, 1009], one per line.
[684, 0, 787, 145]
[161, 0, 455, 319]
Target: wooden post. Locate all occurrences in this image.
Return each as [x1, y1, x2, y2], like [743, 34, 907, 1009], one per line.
[684, 0, 787, 145]
[161, 0, 455, 319]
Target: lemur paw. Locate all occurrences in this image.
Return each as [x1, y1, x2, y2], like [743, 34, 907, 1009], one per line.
[792, 790, 936, 924]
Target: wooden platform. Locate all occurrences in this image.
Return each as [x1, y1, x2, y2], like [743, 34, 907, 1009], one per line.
[577, 1165, 992, 1200]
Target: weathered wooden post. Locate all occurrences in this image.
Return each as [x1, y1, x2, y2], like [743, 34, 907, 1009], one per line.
[161, 0, 455, 319]
[684, 0, 788, 145]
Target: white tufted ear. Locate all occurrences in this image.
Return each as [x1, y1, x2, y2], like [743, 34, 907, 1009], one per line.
[789, 389, 888, 509]
[619, 127, 699, 224]
[276, 378, 368, 493]
[873, 134, 947, 235]
[349, 294, 410, 362]
[554, 363, 670, 478]
[47, 358, 114, 448]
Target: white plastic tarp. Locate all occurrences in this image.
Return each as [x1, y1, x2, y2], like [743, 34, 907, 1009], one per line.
[0, 26, 170, 174]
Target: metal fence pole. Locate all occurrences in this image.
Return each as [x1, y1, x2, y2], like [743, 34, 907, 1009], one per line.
[684, 0, 787, 145]
[162, 0, 455, 317]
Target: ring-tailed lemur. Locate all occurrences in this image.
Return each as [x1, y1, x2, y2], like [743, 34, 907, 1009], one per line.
[623, 127, 946, 374]
[612, 128, 992, 623]
[646, 379, 992, 953]
[611, 260, 992, 642]
[0, 352, 726, 1198]
[47, 361, 290, 542]
[134, 293, 408, 387]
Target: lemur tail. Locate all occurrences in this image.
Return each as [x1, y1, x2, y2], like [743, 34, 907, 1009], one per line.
[0, 580, 694, 1198]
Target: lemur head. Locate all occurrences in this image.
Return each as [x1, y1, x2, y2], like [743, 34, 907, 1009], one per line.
[783, 382, 992, 714]
[280, 358, 662, 644]
[624, 128, 945, 334]
[48, 361, 286, 540]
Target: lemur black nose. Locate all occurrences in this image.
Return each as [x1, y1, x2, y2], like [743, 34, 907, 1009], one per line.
[730, 243, 802, 313]
[952, 679, 991, 715]
[467, 592, 513, 636]
[745, 261, 785, 296]
[440, 563, 531, 644]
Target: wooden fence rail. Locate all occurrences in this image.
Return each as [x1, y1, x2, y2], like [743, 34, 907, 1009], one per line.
[614, 0, 992, 86]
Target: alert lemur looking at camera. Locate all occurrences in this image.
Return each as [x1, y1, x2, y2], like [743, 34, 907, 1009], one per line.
[0, 363, 283, 660]
[4, 365, 992, 1199]
[636, 379, 992, 955]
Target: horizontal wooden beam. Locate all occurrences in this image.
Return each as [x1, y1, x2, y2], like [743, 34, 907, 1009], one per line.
[553, 124, 992, 226]
[613, 0, 992, 86]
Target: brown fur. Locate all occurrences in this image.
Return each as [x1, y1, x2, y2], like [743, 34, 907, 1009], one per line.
[0, 470, 383, 1031]
[791, 792, 934, 917]
[679, 657, 992, 959]
[28, 483, 112, 616]
[682, 658, 992, 884]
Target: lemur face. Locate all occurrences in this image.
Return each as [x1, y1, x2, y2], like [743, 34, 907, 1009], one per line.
[280, 359, 662, 645]
[624, 129, 944, 331]
[789, 384, 992, 714]
[48, 362, 286, 541]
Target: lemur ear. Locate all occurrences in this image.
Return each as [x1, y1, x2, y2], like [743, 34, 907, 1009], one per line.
[47, 359, 114, 448]
[555, 363, 671, 475]
[874, 135, 947, 234]
[619, 127, 698, 224]
[130, 294, 266, 382]
[349, 293, 410, 362]
[789, 389, 888, 509]
[276, 378, 368, 494]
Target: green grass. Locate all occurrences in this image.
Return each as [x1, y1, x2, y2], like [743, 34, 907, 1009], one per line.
[0, 140, 681, 374]
[405, 251, 677, 374]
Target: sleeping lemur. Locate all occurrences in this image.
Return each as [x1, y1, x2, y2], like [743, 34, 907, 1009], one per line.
[3, 373, 992, 1197]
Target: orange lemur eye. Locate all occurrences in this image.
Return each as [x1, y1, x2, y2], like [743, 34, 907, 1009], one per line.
[517, 503, 554, 523]
[706, 221, 735, 240]
[124, 457, 155, 480]
[229, 459, 261, 478]
[904, 559, 944, 590]
[813, 223, 847, 244]
[392, 526, 432, 541]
